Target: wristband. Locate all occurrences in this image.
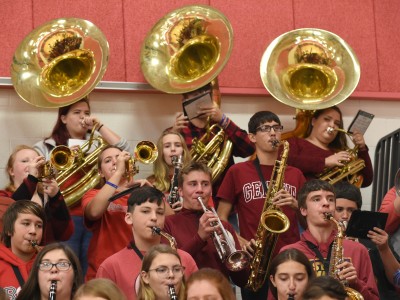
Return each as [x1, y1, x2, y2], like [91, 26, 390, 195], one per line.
[97, 124, 104, 131]
[105, 181, 118, 189]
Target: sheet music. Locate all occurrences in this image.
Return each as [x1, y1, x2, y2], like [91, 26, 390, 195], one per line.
[347, 110, 374, 134]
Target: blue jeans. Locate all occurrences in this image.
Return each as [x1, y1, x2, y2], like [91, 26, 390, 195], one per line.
[63, 215, 92, 277]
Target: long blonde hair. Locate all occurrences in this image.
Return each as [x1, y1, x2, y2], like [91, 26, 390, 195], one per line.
[152, 130, 191, 192]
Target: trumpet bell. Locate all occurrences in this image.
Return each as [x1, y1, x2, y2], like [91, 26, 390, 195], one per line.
[134, 141, 158, 164]
[140, 5, 233, 94]
[11, 18, 109, 108]
[260, 28, 360, 110]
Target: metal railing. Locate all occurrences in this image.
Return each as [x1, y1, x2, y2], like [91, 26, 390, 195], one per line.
[371, 128, 400, 211]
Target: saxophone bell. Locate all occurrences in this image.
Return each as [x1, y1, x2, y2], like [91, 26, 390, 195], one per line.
[49, 280, 57, 300]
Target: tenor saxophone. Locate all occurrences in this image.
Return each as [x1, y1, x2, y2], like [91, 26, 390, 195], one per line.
[246, 140, 291, 291]
[324, 213, 364, 300]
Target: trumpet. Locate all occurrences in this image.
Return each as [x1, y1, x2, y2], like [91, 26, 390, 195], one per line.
[197, 197, 251, 271]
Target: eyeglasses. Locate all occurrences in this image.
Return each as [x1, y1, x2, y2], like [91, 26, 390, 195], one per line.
[148, 266, 185, 278]
[256, 124, 284, 133]
[39, 261, 72, 271]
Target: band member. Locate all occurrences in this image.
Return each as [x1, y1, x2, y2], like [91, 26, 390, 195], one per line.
[268, 249, 314, 300]
[217, 111, 306, 299]
[0, 201, 45, 299]
[33, 97, 131, 276]
[74, 278, 126, 300]
[138, 244, 186, 300]
[82, 145, 147, 281]
[285, 106, 373, 187]
[280, 179, 379, 300]
[302, 276, 348, 300]
[17, 243, 83, 300]
[147, 130, 192, 214]
[1, 145, 73, 243]
[163, 161, 248, 287]
[96, 186, 197, 300]
[186, 268, 236, 300]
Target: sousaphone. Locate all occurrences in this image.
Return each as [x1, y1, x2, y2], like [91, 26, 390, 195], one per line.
[11, 18, 109, 108]
[140, 4, 233, 94]
[260, 28, 360, 138]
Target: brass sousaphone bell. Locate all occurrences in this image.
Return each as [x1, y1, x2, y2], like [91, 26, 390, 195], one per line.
[11, 18, 109, 108]
[260, 28, 360, 138]
[140, 4, 233, 94]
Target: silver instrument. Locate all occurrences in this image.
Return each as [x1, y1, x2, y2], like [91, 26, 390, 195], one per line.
[49, 280, 57, 300]
[168, 285, 178, 300]
[167, 155, 183, 206]
[197, 197, 250, 271]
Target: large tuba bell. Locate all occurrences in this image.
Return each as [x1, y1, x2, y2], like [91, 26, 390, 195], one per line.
[141, 5, 234, 183]
[11, 17, 109, 108]
[260, 28, 360, 139]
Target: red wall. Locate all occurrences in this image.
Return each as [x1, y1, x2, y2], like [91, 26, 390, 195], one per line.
[1, 0, 400, 98]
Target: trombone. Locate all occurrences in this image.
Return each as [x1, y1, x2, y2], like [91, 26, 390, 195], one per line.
[197, 197, 250, 271]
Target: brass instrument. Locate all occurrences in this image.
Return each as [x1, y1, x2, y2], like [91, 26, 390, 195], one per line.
[246, 140, 291, 291]
[49, 280, 57, 300]
[38, 146, 76, 180]
[197, 197, 251, 271]
[152, 226, 177, 250]
[141, 6, 234, 183]
[317, 127, 365, 187]
[167, 155, 183, 206]
[324, 213, 364, 300]
[168, 285, 178, 300]
[30, 240, 42, 253]
[260, 28, 360, 139]
[11, 18, 108, 108]
[130, 141, 159, 181]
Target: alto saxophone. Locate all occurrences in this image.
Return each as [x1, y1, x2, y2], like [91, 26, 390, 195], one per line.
[246, 140, 291, 291]
[324, 213, 364, 300]
[152, 226, 177, 250]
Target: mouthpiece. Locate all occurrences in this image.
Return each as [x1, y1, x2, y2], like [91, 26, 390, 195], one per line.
[31, 240, 41, 253]
[327, 126, 335, 134]
[324, 212, 333, 220]
[152, 226, 161, 235]
[271, 139, 280, 148]
[288, 294, 295, 300]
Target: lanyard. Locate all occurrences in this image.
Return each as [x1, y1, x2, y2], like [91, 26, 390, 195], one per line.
[129, 241, 144, 260]
[253, 156, 268, 194]
[305, 241, 333, 274]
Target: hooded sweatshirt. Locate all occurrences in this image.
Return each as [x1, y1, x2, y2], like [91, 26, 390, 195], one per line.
[0, 243, 35, 300]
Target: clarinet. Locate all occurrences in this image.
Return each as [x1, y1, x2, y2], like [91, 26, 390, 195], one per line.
[167, 155, 183, 206]
[49, 280, 57, 300]
[168, 284, 178, 300]
[288, 294, 295, 300]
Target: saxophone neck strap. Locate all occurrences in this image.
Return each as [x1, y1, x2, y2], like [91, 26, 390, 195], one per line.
[129, 240, 144, 260]
[253, 156, 268, 193]
[305, 241, 333, 275]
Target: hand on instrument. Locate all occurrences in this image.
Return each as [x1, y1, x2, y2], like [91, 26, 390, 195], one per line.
[367, 227, 389, 251]
[28, 156, 45, 178]
[325, 151, 351, 168]
[172, 112, 189, 131]
[241, 238, 256, 257]
[351, 130, 366, 151]
[171, 200, 183, 212]
[42, 178, 60, 198]
[198, 210, 219, 241]
[337, 260, 358, 285]
[197, 102, 223, 123]
[273, 189, 298, 209]
[81, 115, 101, 130]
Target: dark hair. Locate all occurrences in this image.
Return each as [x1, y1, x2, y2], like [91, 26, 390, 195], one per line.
[138, 244, 185, 300]
[333, 181, 362, 209]
[268, 248, 315, 299]
[127, 186, 165, 212]
[1, 200, 46, 247]
[302, 276, 347, 300]
[17, 243, 83, 300]
[248, 111, 281, 134]
[305, 106, 347, 150]
[186, 268, 235, 300]
[298, 179, 335, 209]
[178, 161, 212, 187]
[46, 98, 90, 147]
[73, 278, 126, 300]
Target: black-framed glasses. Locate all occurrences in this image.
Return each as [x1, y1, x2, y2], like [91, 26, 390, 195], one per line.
[148, 265, 185, 278]
[39, 261, 72, 271]
[256, 124, 284, 133]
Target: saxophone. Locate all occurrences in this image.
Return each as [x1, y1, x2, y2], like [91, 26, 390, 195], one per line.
[152, 226, 177, 250]
[246, 140, 291, 291]
[324, 213, 364, 300]
[167, 155, 183, 206]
